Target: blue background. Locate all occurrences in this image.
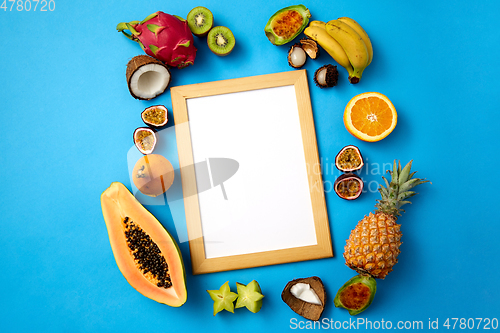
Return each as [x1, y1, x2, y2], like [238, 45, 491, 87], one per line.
[2, 0, 499, 332]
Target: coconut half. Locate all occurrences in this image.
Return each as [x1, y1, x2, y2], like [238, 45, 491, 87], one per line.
[126, 55, 171, 100]
[282, 276, 326, 321]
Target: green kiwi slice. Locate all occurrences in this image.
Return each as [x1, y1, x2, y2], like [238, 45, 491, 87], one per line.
[186, 6, 214, 37]
[207, 26, 235, 56]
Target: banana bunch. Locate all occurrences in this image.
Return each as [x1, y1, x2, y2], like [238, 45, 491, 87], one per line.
[304, 18, 373, 84]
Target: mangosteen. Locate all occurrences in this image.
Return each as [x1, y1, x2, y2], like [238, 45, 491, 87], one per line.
[299, 38, 319, 59]
[313, 64, 338, 88]
[288, 44, 307, 69]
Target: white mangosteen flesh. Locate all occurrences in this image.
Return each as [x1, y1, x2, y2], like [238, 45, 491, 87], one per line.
[290, 47, 306, 67]
[316, 68, 327, 86]
[290, 283, 322, 305]
[130, 64, 171, 100]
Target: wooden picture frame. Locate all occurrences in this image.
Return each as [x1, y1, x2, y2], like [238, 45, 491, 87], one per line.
[171, 70, 332, 275]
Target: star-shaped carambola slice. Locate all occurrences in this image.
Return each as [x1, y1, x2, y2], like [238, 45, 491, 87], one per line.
[235, 280, 264, 313]
[207, 281, 238, 316]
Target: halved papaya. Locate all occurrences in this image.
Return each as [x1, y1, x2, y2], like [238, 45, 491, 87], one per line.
[101, 182, 187, 306]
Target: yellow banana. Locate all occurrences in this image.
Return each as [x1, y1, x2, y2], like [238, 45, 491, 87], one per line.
[337, 17, 373, 65]
[304, 24, 354, 77]
[309, 20, 327, 28]
[325, 20, 369, 83]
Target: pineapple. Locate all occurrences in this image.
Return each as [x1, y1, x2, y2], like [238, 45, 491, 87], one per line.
[343, 160, 429, 279]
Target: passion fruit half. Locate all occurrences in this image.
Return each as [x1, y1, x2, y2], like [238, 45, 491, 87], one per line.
[334, 274, 376, 316]
[335, 145, 364, 172]
[334, 173, 363, 200]
[133, 127, 157, 155]
[141, 105, 168, 128]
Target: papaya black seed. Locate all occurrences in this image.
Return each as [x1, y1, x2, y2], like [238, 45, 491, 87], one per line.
[122, 217, 172, 288]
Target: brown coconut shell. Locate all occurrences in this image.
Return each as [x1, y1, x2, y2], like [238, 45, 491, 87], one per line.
[281, 276, 326, 321]
[125, 55, 171, 100]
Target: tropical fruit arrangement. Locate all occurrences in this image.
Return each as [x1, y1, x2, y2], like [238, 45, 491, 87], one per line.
[100, 2, 430, 322]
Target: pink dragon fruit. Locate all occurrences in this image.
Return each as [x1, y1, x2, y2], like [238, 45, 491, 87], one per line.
[117, 11, 197, 69]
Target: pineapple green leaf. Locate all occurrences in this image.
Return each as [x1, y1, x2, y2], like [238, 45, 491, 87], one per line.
[381, 176, 390, 190]
[392, 160, 399, 184]
[398, 160, 413, 186]
[398, 191, 416, 201]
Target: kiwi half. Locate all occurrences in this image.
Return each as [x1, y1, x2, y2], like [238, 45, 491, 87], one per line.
[207, 26, 235, 56]
[187, 7, 214, 37]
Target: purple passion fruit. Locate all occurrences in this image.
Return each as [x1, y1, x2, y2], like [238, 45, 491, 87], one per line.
[133, 127, 157, 155]
[335, 145, 364, 172]
[334, 174, 363, 200]
[141, 105, 168, 128]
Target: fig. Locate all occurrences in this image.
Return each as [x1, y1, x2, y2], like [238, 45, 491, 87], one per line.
[334, 173, 363, 200]
[133, 127, 157, 154]
[235, 280, 264, 313]
[207, 281, 238, 316]
[141, 105, 168, 127]
[334, 274, 376, 316]
[335, 145, 364, 172]
[282, 276, 326, 321]
[264, 5, 311, 46]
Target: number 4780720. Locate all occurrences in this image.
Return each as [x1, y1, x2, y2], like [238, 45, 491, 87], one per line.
[1, 0, 55, 11]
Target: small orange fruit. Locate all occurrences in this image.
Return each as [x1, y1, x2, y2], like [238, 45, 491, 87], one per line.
[344, 92, 397, 142]
[132, 154, 174, 197]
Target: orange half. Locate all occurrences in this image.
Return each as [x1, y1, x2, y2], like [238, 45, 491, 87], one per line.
[344, 92, 397, 142]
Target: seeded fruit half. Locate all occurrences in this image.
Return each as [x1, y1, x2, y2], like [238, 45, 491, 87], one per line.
[264, 5, 311, 46]
[100, 182, 187, 306]
[133, 127, 157, 154]
[132, 154, 175, 197]
[141, 105, 168, 128]
[335, 145, 364, 172]
[186, 6, 214, 37]
[334, 275, 376, 316]
[207, 26, 235, 56]
[235, 280, 264, 313]
[207, 281, 238, 316]
[334, 173, 364, 200]
[282, 276, 326, 321]
[126, 55, 171, 100]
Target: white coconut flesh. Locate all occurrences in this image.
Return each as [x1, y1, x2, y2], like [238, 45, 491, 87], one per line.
[290, 283, 322, 305]
[130, 64, 171, 100]
[316, 68, 327, 86]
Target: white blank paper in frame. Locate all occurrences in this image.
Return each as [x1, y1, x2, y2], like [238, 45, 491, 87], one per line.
[186, 85, 318, 259]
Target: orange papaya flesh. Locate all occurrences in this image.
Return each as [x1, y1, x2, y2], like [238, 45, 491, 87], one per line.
[101, 182, 187, 306]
